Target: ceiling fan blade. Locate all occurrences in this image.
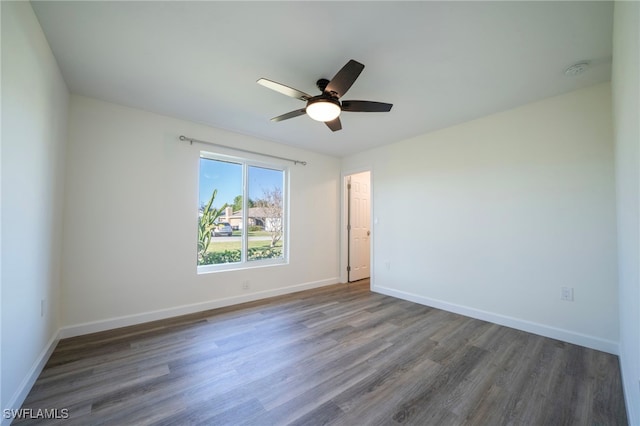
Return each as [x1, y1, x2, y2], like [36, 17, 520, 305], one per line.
[325, 60, 364, 98]
[257, 78, 311, 101]
[325, 117, 342, 132]
[341, 100, 393, 112]
[271, 108, 307, 122]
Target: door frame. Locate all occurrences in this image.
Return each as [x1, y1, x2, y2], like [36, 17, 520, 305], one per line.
[340, 167, 374, 286]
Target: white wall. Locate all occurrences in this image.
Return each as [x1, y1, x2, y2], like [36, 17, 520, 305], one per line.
[612, 1, 640, 423]
[60, 95, 341, 332]
[1, 1, 69, 416]
[343, 83, 618, 353]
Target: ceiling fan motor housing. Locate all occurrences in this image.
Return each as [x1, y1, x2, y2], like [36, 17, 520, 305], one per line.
[307, 95, 340, 107]
[316, 78, 331, 92]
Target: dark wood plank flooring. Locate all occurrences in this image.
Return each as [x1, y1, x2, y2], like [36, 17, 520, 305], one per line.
[17, 280, 627, 425]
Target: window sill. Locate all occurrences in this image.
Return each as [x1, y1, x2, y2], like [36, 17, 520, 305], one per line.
[197, 258, 288, 275]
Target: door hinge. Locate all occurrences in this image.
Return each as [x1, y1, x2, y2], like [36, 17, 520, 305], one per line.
[347, 266, 351, 272]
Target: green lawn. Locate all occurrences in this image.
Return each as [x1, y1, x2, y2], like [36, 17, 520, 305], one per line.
[207, 240, 282, 253]
[199, 230, 283, 266]
[231, 230, 271, 237]
[206, 233, 282, 253]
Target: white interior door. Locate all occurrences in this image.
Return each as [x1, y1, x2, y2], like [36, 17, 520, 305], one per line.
[348, 171, 371, 282]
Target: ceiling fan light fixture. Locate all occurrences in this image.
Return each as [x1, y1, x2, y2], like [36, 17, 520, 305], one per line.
[306, 97, 341, 122]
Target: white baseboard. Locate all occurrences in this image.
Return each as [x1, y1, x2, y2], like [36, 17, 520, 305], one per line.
[59, 277, 339, 339]
[619, 355, 640, 426]
[2, 331, 60, 426]
[372, 285, 619, 355]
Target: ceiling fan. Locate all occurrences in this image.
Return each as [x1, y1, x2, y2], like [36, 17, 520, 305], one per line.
[257, 59, 393, 132]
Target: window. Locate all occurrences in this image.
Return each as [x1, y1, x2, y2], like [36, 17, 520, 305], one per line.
[198, 152, 287, 272]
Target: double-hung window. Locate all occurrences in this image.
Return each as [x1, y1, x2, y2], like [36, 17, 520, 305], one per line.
[198, 151, 288, 272]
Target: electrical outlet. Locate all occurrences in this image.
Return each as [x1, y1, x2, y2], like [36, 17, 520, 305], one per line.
[385, 261, 391, 270]
[242, 281, 250, 290]
[561, 287, 574, 302]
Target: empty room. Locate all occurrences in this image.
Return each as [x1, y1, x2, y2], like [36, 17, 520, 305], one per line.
[2, 1, 639, 425]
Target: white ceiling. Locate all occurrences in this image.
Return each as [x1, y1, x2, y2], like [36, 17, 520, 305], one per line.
[31, 1, 613, 157]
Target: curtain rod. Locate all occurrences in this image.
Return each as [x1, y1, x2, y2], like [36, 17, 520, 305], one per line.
[179, 135, 307, 166]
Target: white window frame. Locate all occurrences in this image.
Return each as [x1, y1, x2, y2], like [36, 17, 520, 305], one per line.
[198, 151, 289, 274]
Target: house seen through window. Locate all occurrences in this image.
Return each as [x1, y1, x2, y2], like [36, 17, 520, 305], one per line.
[198, 152, 287, 271]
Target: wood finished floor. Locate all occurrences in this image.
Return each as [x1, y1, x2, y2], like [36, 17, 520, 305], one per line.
[18, 280, 627, 425]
